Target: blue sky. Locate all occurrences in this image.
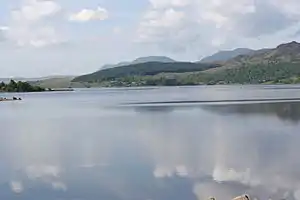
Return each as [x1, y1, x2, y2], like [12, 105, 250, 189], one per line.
[1, 0, 300, 77]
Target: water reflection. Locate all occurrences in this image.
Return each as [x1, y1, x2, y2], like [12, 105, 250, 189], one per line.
[1, 98, 300, 200]
[134, 105, 175, 113]
[202, 101, 300, 122]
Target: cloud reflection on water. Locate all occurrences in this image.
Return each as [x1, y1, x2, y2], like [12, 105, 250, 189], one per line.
[1, 101, 300, 200]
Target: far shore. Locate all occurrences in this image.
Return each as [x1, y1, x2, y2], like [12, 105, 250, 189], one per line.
[0, 88, 74, 102]
[47, 88, 74, 92]
[0, 88, 74, 93]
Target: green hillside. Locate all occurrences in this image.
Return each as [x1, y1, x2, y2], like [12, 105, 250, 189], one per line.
[73, 62, 220, 83]
[101, 56, 175, 70]
[190, 62, 300, 85]
[72, 41, 300, 87]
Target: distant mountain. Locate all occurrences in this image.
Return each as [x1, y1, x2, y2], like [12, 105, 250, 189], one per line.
[30, 76, 76, 88]
[71, 41, 300, 86]
[196, 41, 300, 84]
[73, 62, 220, 83]
[201, 48, 255, 63]
[101, 56, 176, 70]
[218, 41, 300, 70]
[132, 56, 175, 63]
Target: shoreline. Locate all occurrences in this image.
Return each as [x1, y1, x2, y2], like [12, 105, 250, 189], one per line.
[0, 88, 74, 93]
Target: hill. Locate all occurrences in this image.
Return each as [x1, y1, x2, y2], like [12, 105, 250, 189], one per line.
[213, 41, 300, 71]
[191, 41, 300, 84]
[101, 56, 176, 70]
[73, 62, 220, 83]
[201, 48, 255, 63]
[29, 76, 95, 88]
[30, 76, 75, 88]
[69, 41, 300, 87]
[133, 56, 175, 63]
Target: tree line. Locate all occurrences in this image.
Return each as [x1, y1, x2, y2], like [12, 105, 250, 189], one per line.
[0, 80, 45, 92]
[91, 62, 300, 87]
[73, 62, 221, 83]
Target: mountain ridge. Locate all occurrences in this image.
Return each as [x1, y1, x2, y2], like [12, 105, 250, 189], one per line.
[201, 48, 255, 63]
[73, 61, 220, 83]
[218, 41, 300, 70]
[101, 56, 176, 70]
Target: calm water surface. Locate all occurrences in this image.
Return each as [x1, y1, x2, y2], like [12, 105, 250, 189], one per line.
[1, 86, 300, 200]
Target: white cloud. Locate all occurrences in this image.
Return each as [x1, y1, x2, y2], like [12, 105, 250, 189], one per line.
[137, 8, 186, 43]
[11, 0, 60, 22]
[0, 26, 9, 31]
[149, 0, 190, 9]
[4, 0, 62, 47]
[69, 7, 109, 22]
[137, 0, 300, 56]
[10, 181, 24, 194]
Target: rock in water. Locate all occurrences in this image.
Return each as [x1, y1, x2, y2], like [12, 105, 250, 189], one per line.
[232, 195, 250, 200]
[208, 194, 250, 200]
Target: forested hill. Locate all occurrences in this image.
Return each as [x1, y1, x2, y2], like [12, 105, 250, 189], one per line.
[73, 62, 221, 82]
[101, 56, 176, 70]
[212, 41, 300, 71]
[72, 41, 300, 87]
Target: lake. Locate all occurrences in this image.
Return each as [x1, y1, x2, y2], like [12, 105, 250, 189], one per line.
[1, 85, 300, 200]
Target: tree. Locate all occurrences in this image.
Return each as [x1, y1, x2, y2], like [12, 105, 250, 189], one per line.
[0, 80, 46, 93]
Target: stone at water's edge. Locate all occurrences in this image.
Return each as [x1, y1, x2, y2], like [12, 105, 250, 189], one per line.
[209, 194, 251, 200]
[0, 97, 22, 101]
[232, 195, 250, 200]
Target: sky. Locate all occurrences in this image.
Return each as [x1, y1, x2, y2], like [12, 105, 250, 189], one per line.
[1, 0, 300, 77]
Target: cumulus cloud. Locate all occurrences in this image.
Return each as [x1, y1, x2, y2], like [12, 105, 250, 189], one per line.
[5, 0, 62, 47]
[11, 0, 60, 22]
[69, 7, 109, 22]
[138, 0, 300, 56]
[149, 0, 190, 9]
[0, 27, 9, 31]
